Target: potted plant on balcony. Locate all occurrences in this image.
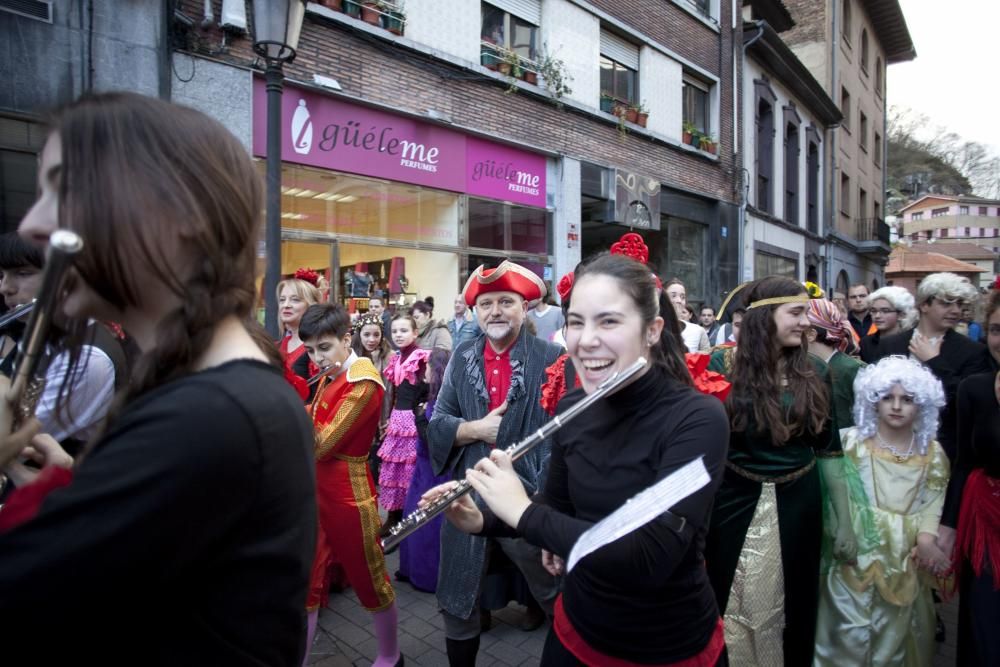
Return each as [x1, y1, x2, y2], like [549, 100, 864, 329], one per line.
[361, 0, 381, 25]
[343, 0, 362, 18]
[600, 94, 616, 114]
[321, 0, 343, 10]
[481, 39, 501, 70]
[384, 1, 405, 34]
[682, 121, 697, 146]
[699, 132, 717, 154]
[634, 101, 649, 128]
[535, 44, 573, 106]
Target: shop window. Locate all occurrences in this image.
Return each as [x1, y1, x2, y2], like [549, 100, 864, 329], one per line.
[468, 197, 550, 255]
[481, 2, 538, 62]
[665, 218, 707, 303]
[599, 30, 639, 107]
[755, 251, 797, 280]
[0, 116, 46, 235]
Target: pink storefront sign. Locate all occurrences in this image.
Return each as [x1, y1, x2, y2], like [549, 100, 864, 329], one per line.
[253, 79, 546, 208]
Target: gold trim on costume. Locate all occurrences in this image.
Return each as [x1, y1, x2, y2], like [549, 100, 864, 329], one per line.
[315, 381, 379, 460]
[347, 357, 386, 390]
[746, 295, 809, 310]
[347, 459, 396, 611]
[726, 458, 816, 484]
[724, 482, 785, 667]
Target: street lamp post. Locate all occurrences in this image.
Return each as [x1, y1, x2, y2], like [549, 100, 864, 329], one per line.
[252, 0, 306, 338]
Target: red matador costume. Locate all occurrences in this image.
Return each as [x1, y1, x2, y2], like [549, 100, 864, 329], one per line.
[307, 354, 395, 612]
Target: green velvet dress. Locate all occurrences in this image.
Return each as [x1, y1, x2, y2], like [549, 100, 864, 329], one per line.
[821, 350, 866, 434]
[705, 350, 841, 667]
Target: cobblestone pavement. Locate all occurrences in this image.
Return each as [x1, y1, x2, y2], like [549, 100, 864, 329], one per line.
[306, 548, 960, 667]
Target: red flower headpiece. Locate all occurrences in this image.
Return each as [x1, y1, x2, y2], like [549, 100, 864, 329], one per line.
[991, 275, 1000, 291]
[556, 272, 575, 302]
[610, 232, 649, 264]
[294, 267, 320, 287]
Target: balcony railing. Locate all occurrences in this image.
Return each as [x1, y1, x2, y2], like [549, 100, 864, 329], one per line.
[856, 217, 890, 245]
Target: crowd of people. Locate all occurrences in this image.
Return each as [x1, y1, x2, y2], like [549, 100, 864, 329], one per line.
[0, 92, 996, 667]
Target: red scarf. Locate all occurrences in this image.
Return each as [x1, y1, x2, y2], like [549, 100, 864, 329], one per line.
[955, 469, 1000, 590]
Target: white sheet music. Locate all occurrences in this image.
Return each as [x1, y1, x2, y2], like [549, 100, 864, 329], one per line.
[566, 457, 711, 573]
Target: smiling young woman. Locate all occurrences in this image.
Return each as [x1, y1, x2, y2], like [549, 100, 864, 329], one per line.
[429, 252, 730, 666]
[705, 276, 850, 666]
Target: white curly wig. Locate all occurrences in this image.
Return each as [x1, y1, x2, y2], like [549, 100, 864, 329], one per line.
[852, 355, 946, 453]
[916, 272, 978, 306]
[868, 285, 918, 331]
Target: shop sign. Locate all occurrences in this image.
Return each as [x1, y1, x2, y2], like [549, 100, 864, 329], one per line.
[253, 79, 546, 208]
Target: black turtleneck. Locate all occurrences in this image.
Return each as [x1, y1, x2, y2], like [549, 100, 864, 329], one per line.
[514, 365, 730, 663]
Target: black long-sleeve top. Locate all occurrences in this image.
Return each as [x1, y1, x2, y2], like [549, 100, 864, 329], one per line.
[487, 365, 729, 663]
[941, 371, 1000, 527]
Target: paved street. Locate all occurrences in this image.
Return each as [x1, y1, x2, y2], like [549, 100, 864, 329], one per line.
[306, 549, 960, 667]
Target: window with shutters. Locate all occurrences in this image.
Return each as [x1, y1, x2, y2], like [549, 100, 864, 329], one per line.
[599, 30, 638, 107]
[754, 79, 777, 214]
[481, 2, 538, 63]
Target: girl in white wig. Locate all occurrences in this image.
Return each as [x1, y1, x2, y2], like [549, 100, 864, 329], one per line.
[814, 355, 950, 667]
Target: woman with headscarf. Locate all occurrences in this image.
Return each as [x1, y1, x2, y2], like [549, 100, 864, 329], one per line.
[807, 298, 867, 432]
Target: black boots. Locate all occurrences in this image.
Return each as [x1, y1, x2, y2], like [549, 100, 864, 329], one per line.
[445, 636, 480, 667]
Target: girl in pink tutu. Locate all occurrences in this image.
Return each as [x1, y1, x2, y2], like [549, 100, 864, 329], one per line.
[378, 313, 430, 536]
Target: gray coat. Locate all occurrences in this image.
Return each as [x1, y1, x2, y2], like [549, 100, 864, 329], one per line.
[428, 328, 563, 619]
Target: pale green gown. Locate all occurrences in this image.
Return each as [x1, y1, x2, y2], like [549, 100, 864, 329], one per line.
[814, 428, 950, 667]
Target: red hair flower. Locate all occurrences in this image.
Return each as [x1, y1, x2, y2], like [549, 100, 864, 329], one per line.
[556, 272, 575, 302]
[540, 354, 582, 416]
[294, 267, 320, 287]
[610, 232, 650, 264]
[991, 275, 1000, 291]
[685, 353, 731, 402]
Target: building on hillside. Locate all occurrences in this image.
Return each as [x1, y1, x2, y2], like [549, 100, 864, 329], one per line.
[740, 1, 842, 284]
[780, 0, 915, 294]
[886, 245, 985, 294]
[899, 194, 1000, 261]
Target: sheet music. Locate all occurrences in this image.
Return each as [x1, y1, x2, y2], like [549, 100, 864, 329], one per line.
[566, 457, 711, 573]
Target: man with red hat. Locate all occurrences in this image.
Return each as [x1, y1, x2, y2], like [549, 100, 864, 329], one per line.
[428, 260, 563, 666]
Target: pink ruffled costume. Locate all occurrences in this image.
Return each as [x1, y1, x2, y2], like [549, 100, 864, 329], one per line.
[377, 346, 430, 510]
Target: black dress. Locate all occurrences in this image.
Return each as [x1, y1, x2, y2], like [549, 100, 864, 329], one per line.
[489, 365, 730, 664]
[0, 360, 317, 665]
[942, 371, 1000, 667]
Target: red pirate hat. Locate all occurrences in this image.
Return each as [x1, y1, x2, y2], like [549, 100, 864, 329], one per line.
[463, 260, 547, 307]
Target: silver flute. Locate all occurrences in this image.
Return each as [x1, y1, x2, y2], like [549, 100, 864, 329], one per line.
[0, 300, 35, 330]
[381, 357, 648, 552]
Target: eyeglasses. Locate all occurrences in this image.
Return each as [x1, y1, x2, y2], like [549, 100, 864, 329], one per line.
[870, 308, 899, 316]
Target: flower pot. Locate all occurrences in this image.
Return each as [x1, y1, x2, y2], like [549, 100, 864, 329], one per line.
[321, 0, 343, 9]
[361, 1, 380, 25]
[613, 103, 629, 118]
[600, 97, 615, 113]
[707, 142, 717, 155]
[498, 62, 512, 76]
[385, 10, 404, 34]
[626, 107, 639, 123]
[343, 0, 361, 17]
[682, 130, 693, 145]
[481, 44, 500, 69]
[637, 112, 648, 128]
[523, 70, 538, 85]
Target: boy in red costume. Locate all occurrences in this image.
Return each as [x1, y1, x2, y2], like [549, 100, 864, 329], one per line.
[300, 303, 402, 667]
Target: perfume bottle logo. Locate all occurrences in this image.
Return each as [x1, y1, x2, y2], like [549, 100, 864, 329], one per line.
[291, 99, 313, 155]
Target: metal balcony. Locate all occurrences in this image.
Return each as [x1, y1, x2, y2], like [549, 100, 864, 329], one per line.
[855, 217, 891, 254]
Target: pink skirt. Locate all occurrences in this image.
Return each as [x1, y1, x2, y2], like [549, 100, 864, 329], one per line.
[377, 408, 418, 511]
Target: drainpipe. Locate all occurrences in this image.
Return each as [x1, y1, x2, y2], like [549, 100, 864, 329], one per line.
[825, 3, 840, 293]
[737, 20, 765, 283]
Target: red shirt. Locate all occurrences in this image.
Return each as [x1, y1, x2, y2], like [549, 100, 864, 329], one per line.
[483, 338, 512, 412]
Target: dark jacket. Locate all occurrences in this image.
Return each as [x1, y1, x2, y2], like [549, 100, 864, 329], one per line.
[872, 328, 992, 460]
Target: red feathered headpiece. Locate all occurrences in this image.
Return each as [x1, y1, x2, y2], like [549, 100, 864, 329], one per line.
[294, 267, 320, 287]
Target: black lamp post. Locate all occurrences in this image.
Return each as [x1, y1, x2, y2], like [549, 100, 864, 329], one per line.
[252, 0, 306, 337]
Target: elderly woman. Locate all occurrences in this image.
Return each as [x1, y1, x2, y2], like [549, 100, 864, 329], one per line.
[860, 286, 918, 363]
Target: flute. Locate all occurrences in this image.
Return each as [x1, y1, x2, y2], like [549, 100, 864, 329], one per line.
[381, 357, 648, 552]
[0, 301, 36, 331]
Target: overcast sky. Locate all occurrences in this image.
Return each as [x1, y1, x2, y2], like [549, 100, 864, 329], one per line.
[889, 0, 1000, 155]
